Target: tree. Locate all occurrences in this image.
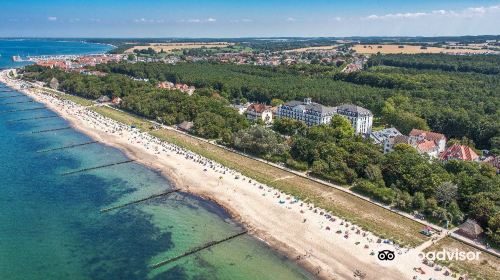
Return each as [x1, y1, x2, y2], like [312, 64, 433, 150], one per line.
[270, 98, 284, 107]
[193, 112, 226, 139]
[447, 201, 464, 225]
[330, 115, 355, 139]
[232, 125, 288, 156]
[435, 181, 458, 208]
[469, 194, 497, 227]
[412, 192, 426, 211]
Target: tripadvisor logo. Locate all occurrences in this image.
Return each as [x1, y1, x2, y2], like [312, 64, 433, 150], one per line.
[418, 249, 481, 261]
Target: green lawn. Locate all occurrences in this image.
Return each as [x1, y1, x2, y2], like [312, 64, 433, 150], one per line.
[90, 106, 153, 131]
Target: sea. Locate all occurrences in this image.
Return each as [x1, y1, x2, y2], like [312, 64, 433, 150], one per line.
[0, 39, 313, 280]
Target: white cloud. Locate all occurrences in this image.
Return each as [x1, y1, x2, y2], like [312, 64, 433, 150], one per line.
[364, 4, 500, 20]
[133, 18, 165, 24]
[286, 17, 296, 22]
[179, 18, 217, 24]
[47, 16, 57, 21]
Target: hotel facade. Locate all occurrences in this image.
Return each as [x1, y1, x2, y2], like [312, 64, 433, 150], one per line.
[277, 98, 373, 135]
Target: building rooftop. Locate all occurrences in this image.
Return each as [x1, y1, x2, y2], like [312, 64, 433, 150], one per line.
[336, 104, 373, 116]
[283, 99, 336, 115]
[410, 129, 446, 142]
[247, 103, 271, 113]
[440, 144, 479, 161]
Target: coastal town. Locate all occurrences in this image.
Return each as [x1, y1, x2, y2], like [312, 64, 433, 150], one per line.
[1, 34, 498, 280]
[1, 4, 499, 277]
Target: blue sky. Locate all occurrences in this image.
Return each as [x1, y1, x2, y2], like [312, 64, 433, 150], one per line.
[1, 0, 499, 37]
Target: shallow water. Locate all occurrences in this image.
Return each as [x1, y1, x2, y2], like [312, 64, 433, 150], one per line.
[0, 80, 314, 279]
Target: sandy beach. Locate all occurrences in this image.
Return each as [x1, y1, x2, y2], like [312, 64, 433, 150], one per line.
[0, 69, 460, 280]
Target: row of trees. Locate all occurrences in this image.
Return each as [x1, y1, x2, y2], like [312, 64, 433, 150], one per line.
[21, 65, 249, 139]
[367, 53, 500, 75]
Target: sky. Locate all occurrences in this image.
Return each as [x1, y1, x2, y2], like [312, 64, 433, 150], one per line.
[0, 0, 499, 38]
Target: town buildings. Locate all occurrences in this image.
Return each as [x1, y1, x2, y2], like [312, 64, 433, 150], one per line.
[246, 103, 273, 125]
[157, 81, 195, 95]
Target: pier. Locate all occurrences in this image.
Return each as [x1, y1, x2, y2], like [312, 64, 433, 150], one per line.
[0, 100, 34, 106]
[37, 141, 99, 153]
[19, 126, 72, 135]
[6, 115, 60, 123]
[150, 231, 248, 269]
[100, 189, 180, 213]
[0, 107, 46, 114]
[60, 159, 136, 176]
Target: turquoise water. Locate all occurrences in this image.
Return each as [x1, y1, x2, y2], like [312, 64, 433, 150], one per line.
[0, 41, 314, 279]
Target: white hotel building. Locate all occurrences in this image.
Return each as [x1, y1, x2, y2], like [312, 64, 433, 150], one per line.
[277, 98, 373, 135]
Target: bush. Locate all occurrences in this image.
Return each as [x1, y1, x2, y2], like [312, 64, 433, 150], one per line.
[352, 180, 396, 204]
[285, 158, 309, 171]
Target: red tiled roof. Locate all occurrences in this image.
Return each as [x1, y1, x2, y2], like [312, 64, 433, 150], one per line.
[440, 144, 479, 161]
[409, 129, 446, 142]
[247, 103, 270, 113]
[416, 139, 437, 152]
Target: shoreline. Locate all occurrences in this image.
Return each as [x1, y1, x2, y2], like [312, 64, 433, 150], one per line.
[0, 70, 461, 280]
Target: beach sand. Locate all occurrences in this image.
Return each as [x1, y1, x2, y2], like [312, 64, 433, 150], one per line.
[0, 69, 460, 280]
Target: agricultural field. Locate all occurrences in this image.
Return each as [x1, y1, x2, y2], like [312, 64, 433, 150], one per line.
[353, 44, 497, 54]
[125, 42, 234, 53]
[286, 45, 338, 52]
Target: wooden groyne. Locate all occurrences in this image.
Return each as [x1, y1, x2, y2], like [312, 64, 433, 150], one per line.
[37, 141, 99, 153]
[150, 231, 248, 270]
[0, 107, 46, 114]
[0, 100, 34, 106]
[19, 126, 71, 135]
[100, 189, 180, 213]
[6, 115, 60, 123]
[60, 159, 136, 176]
[0, 95, 24, 99]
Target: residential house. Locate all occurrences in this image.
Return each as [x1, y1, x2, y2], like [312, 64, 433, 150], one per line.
[246, 103, 273, 125]
[440, 144, 479, 161]
[370, 127, 403, 153]
[408, 129, 447, 158]
[231, 102, 251, 115]
[385, 135, 411, 153]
